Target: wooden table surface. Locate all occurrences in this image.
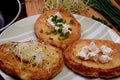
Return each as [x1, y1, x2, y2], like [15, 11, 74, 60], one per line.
[25, 0, 120, 36]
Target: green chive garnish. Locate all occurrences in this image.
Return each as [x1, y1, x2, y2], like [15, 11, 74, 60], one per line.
[49, 37, 53, 40]
[45, 31, 51, 35]
[69, 19, 74, 24]
[40, 29, 43, 33]
[68, 28, 72, 31]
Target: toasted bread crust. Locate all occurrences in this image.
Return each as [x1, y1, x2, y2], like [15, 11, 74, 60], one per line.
[64, 39, 120, 78]
[34, 9, 81, 50]
[0, 41, 64, 80]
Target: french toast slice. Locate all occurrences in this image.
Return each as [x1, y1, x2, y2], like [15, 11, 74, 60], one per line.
[0, 40, 64, 80]
[64, 39, 120, 78]
[34, 9, 81, 50]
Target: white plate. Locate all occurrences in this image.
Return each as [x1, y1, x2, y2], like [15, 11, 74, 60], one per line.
[0, 14, 120, 80]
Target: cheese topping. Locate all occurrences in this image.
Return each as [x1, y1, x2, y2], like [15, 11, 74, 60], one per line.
[47, 16, 59, 31]
[77, 46, 89, 60]
[47, 12, 72, 34]
[89, 41, 100, 53]
[88, 51, 98, 62]
[99, 55, 112, 63]
[101, 45, 113, 56]
[6, 41, 59, 67]
[77, 41, 113, 63]
[55, 12, 62, 19]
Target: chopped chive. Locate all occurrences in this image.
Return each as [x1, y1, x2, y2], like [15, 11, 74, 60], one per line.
[52, 15, 57, 22]
[49, 37, 53, 40]
[57, 18, 63, 22]
[58, 32, 70, 40]
[63, 35, 69, 40]
[69, 19, 74, 24]
[50, 29, 57, 35]
[58, 28, 62, 33]
[53, 20, 57, 25]
[56, 23, 63, 27]
[58, 37, 62, 40]
[58, 36, 69, 40]
[53, 32, 57, 35]
[65, 31, 70, 36]
[60, 33, 64, 37]
[46, 16, 49, 19]
[40, 29, 43, 33]
[68, 28, 72, 31]
[50, 29, 55, 33]
[45, 31, 51, 35]
[63, 20, 66, 24]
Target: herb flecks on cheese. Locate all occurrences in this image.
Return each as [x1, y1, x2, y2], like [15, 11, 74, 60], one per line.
[77, 41, 113, 63]
[46, 12, 72, 40]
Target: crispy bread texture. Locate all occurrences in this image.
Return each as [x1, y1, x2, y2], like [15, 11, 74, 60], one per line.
[0, 41, 64, 80]
[64, 39, 120, 78]
[34, 9, 81, 50]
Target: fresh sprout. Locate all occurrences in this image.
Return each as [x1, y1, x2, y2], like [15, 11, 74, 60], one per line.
[42, 0, 89, 14]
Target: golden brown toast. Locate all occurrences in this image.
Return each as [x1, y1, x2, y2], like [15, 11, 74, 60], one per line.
[0, 40, 64, 80]
[64, 39, 120, 78]
[34, 9, 81, 50]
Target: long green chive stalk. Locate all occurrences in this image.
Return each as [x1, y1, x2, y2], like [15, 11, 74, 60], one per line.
[84, 0, 120, 31]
